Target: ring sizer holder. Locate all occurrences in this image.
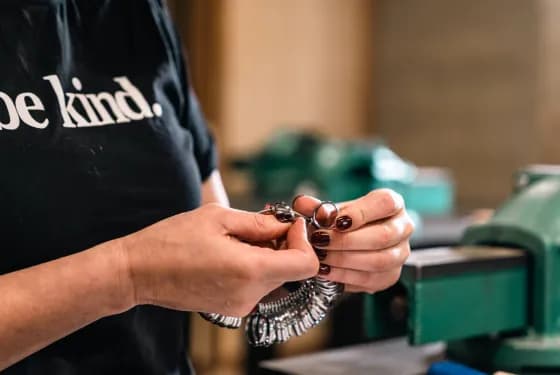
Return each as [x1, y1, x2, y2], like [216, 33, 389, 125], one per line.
[200, 201, 345, 347]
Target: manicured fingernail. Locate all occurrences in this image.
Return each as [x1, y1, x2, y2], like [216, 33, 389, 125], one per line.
[315, 248, 327, 261]
[336, 215, 353, 230]
[291, 194, 305, 207]
[318, 264, 331, 275]
[311, 231, 330, 247]
[275, 210, 295, 223]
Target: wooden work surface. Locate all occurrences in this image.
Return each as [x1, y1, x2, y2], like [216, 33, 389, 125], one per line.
[259, 338, 445, 375]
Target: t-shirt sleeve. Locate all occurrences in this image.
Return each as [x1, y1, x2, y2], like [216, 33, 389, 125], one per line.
[164, 7, 218, 182]
[185, 88, 218, 181]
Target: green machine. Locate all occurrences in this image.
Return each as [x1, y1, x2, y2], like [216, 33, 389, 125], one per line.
[365, 165, 560, 373]
[234, 130, 454, 218]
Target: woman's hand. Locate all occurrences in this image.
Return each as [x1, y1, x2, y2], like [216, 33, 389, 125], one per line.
[119, 203, 319, 316]
[293, 189, 414, 293]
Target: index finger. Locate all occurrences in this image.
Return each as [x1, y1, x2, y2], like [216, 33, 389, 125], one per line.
[335, 189, 404, 231]
[220, 207, 291, 241]
[292, 195, 322, 217]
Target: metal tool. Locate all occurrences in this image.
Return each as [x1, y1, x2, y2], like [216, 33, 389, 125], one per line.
[364, 165, 560, 373]
[200, 200, 344, 347]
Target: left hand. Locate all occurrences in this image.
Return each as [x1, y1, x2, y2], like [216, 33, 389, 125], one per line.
[293, 189, 414, 293]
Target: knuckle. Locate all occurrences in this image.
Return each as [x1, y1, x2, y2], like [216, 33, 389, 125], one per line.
[357, 272, 372, 288]
[201, 203, 225, 222]
[377, 223, 395, 248]
[204, 202, 222, 213]
[386, 268, 402, 288]
[362, 276, 379, 294]
[358, 207, 368, 226]
[367, 253, 385, 272]
[404, 214, 416, 237]
[402, 243, 411, 262]
[373, 248, 400, 271]
[246, 264, 263, 283]
[304, 255, 320, 277]
[338, 233, 350, 250]
[252, 213, 268, 232]
[373, 189, 400, 213]
[391, 270, 402, 286]
[368, 269, 402, 293]
[235, 257, 262, 283]
[393, 191, 405, 209]
[392, 246, 406, 265]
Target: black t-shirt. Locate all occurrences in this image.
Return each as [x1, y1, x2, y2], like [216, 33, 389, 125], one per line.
[0, 0, 216, 373]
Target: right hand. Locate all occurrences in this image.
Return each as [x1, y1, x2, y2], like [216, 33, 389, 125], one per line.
[118, 203, 319, 316]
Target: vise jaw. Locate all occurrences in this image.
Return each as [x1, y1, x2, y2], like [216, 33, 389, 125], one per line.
[365, 166, 560, 373]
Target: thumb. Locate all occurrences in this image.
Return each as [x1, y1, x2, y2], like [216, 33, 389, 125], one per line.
[221, 207, 290, 242]
[261, 218, 320, 282]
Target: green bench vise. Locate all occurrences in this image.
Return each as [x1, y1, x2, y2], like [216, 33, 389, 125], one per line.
[365, 165, 560, 373]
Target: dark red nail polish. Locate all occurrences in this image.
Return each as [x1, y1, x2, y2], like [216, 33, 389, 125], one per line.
[311, 231, 330, 247]
[318, 264, 331, 275]
[315, 249, 327, 261]
[336, 215, 353, 230]
[275, 210, 295, 223]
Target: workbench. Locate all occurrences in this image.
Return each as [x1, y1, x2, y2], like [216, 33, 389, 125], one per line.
[259, 337, 445, 375]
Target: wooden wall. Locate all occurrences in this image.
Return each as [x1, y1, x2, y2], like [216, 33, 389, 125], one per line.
[536, 0, 560, 163]
[215, 0, 374, 156]
[371, 0, 560, 209]
[169, 0, 375, 157]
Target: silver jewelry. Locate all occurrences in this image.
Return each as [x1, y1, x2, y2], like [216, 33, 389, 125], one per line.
[200, 200, 344, 347]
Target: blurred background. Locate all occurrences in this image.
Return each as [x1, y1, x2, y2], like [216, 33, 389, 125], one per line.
[164, 0, 560, 374]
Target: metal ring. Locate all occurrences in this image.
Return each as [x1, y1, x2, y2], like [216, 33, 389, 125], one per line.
[203, 200, 344, 347]
[311, 201, 339, 229]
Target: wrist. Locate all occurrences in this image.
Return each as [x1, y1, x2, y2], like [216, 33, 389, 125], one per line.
[93, 238, 137, 314]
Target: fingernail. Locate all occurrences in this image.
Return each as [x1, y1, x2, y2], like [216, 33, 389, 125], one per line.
[318, 264, 331, 275]
[275, 210, 295, 223]
[311, 231, 330, 247]
[291, 194, 305, 207]
[315, 248, 327, 261]
[336, 215, 353, 230]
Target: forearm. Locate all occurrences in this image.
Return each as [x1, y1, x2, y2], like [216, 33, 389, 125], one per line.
[201, 170, 229, 206]
[0, 239, 132, 370]
[0, 170, 226, 370]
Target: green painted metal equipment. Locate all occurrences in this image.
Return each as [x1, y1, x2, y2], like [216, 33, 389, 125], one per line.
[365, 165, 560, 373]
[402, 247, 528, 345]
[233, 130, 454, 217]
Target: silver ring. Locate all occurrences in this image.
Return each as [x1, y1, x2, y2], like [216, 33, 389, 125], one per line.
[310, 201, 338, 229]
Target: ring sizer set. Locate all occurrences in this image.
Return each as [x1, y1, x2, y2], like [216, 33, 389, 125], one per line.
[200, 201, 345, 347]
